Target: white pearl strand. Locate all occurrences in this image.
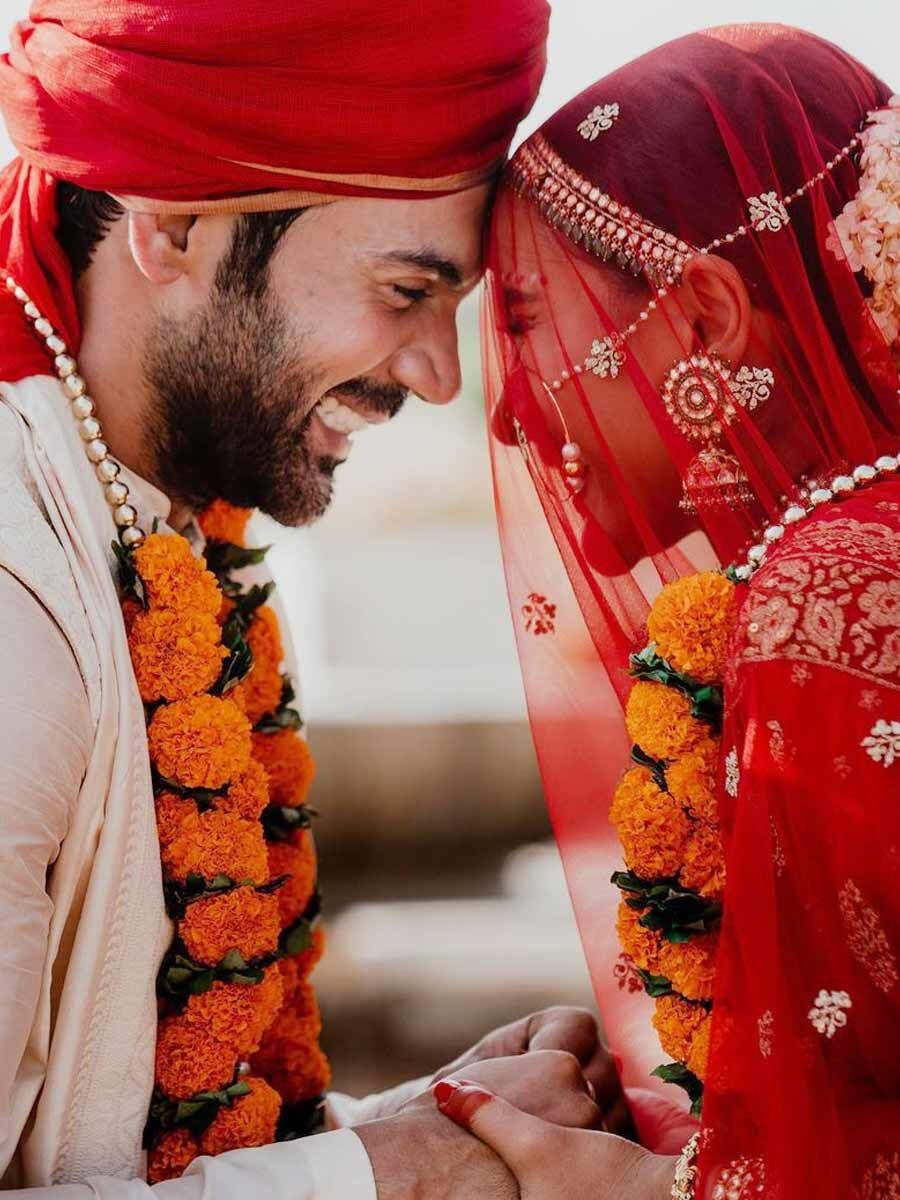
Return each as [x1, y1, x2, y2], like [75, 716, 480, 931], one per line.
[730, 456, 900, 582]
[5, 274, 146, 548]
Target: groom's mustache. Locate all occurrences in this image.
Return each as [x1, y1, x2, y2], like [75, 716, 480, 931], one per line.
[332, 376, 408, 420]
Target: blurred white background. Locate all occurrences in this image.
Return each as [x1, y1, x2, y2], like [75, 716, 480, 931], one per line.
[1, 0, 898, 1093]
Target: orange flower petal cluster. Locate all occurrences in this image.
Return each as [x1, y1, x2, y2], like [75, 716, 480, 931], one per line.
[155, 1016, 237, 1100]
[679, 822, 726, 900]
[687, 1014, 711, 1079]
[160, 807, 269, 886]
[652, 994, 710, 1066]
[147, 1128, 199, 1184]
[199, 1076, 281, 1157]
[610, 767, 692, 879]
[625, 681, 704, 761]
[648, 572, 736, 684]
[666, 737, 720, 825]
[218, 758, 270, 821]
[251, 730, 315, 807]
[233, 607, 285, 723]
[252, 987, 330, 1104]
[149, 695, 251, 789]
[155, 791, 198, 851]
[659, 933, 718, 1002]
[180, 886, 281, 966]
[267, 830, 317, 925]
[134, 533, 221, 617]
[198, 500, 253, 547]
[184, 965, 284, 1057]
[129, 607, 226, 703]
[616, 901, 662, 975]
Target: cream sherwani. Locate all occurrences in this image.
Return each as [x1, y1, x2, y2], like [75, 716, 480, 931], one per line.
[0, 374, 379, 1198]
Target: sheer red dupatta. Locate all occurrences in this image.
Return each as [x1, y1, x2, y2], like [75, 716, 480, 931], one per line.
[483, 26, 900, 1197]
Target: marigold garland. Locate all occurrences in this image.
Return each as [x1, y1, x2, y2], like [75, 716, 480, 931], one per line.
[612, 569, 736, 1114]
[118, 502, 329, 1183]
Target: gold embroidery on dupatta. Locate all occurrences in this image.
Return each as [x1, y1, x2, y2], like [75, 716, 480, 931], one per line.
[838, 879, 899, 995]
[737, 517, 900, 690]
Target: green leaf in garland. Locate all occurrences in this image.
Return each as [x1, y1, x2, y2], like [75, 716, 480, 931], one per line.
[636, 968, 674, 998]
[214, 634, 253, 696]
[651, 1062, 704, 1116]
[235, 581, 276, 622]
[283, 919, 313, 956]
[262, 803, 312, 842]
[610, 871, 721, 941]
[254, 676, 303, 734]
[111, 539, 147, 608]
[630, 744, 669, 791]
[220, 949, 248, 971]
[205, 539, 270, 579]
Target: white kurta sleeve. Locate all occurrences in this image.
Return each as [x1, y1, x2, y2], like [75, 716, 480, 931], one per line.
[0, 568, 377, 1200]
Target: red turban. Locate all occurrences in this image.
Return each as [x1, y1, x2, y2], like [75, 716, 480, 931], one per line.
[0, 0, 549, 211]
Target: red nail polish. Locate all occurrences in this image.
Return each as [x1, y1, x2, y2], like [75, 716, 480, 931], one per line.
[433, 1079, 460, 1108]
[439, 1079, 494, 1125]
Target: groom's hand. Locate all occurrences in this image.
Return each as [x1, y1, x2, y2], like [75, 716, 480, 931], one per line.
[356, 1051, 601, 1199]
[432, 1006, 629, 1135]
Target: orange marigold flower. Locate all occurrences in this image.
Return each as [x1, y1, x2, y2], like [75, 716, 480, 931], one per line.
[184, 964, 284, 1058]
[233, 607, 285, 723]
[252, 990, 329, 1104]
[647, 572, 736, 684]
[180, 886, 281, 966]
[658, 933, 718, 1002]
[147, 1128, 199, 1183]
[218, 758, 270, 821]
[687, 1014, 711, 1080]
[609, 767, 692, 879]
[149, 695, 251, 790]
[279, 927, 326, 999]
[251, 730, 315, 807]
[268, 830, 317, 926]
[652, 994, 709, 1065]
[199, 1075, 281, 1157]
[160, 807, 269, 886]
[198, 500, 253, 547]
[155, 791, 199, 853]
[679, 822, 726, 900]
[134, 532, 221, 617]
[616, 900, 662, 975]
[121, 597, 142, 631]
[625, 681, 705, 762]
[666, 737, 720, 825]
[129, 607, 226, 703]
[154, 1016, 237, 1100]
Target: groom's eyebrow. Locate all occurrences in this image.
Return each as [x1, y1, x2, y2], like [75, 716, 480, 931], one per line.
[381, 248, 467, 290]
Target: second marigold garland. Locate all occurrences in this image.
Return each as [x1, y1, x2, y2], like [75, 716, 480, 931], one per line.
[611, 570, 737, 1115]
[119, 499, 330, 1182]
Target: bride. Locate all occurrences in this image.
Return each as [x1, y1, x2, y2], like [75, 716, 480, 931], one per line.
[435, 24, 900, 1200]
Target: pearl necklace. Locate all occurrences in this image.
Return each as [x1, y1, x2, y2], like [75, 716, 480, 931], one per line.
[730, 457, 900, 582]
[5, 274, 146, 548]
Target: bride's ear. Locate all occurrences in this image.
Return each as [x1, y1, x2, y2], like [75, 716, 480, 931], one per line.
[681, 254, 752, 362]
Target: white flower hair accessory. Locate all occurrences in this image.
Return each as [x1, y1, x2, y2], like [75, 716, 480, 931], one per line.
[828, 96, 900, 355]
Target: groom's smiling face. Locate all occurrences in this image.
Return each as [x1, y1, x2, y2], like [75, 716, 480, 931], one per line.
[143, 186, 489, 526]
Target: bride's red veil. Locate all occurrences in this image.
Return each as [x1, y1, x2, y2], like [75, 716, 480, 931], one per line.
[483, 25, 900, 1196]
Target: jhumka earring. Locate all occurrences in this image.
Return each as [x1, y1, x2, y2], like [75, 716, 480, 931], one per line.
[541, 381, 587, 493]
[660, 351, 774, 514]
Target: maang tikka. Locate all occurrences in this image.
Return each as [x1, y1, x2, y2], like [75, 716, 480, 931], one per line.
[541, 381, 587, 493]
[660, 350, 773, 514]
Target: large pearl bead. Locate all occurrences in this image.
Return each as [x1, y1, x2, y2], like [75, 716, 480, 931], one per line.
[78, 416, 102, 441]
[747, 544, 767, 564]
[105, 481, 129, 507]
[830, 475, 854, 494]
[875, 455, 899, 473]
[809, 488, 833, 506]
[120, 526, 146, 549]
[71, 395, 94, 421]
[86, 439, 109, 463]
[783, 505, 806, 524]
[561, 443, 582, 461]
[96, 458, 120, 484]
[113, 503, 137, 528]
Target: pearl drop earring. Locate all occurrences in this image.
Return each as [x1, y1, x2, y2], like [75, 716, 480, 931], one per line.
[541, 381, 587, 493]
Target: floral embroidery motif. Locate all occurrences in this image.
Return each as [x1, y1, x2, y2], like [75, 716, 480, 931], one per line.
[577, 102, 619, 140]
[833, 754, 853, 779]
[862, 719, 900, 766]
[860, 688, 882, 710]
[522, 592, 557, 636]
[808, 988, 851, 1038]
[757, 1010, 774, 1058]
[860, 1151, 900, 1200]
[585, 335, 625, 379]
[711, 1157, 765, 1200]
[738, 517, 900, 690]
[724, 746, 740, 796]
[767, 720, 787, 766]
[748, 191, 791, 232]
[613, 952, 644, 994]
[839, 880, 899, 995]
[770, 816, 786, 877]
[732, 365, 775, 410]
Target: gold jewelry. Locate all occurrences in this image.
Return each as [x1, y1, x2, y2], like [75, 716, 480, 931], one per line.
[540, 380, 587, 493]
[671, 1132, 701, 1200]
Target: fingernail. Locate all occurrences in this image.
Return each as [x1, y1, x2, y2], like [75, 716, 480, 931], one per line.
[434, 1078, 493, 1125]
[433, 1079, 460, 1107]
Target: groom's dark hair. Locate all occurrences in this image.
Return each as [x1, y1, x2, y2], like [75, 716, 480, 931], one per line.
[55, 182, 305, 285]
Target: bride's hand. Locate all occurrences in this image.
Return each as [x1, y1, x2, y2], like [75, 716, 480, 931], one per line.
[433, 1078, 678, 1200]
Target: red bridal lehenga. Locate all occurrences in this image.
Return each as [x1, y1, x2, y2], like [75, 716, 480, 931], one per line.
[483, 26, 900, 1199]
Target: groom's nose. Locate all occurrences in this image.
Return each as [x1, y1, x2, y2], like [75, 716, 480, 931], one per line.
[389, 315, 462, 405]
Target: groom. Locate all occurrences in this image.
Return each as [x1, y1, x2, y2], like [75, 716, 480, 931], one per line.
[0, 2, 628, 1199]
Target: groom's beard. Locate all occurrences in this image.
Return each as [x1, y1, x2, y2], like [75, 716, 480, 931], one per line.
[143, 280, 341, 528]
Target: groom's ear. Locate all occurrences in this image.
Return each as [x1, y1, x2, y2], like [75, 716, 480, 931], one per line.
[681, 254, 752, 363]
[127, 212, 196, 285]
